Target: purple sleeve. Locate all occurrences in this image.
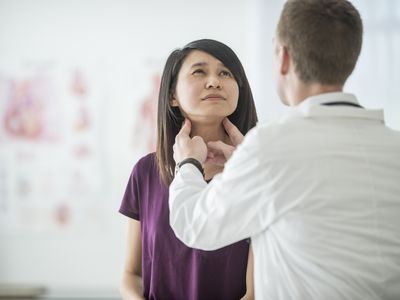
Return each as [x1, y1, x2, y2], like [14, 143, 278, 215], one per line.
[119, 163, 141, 220]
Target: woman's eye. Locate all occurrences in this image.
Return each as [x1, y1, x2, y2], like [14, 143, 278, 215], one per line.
[192, 69, 205, 75]
[220, 70, 233, 77]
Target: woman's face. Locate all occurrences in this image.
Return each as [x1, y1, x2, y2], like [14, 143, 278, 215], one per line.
[171, 50, 239, 122]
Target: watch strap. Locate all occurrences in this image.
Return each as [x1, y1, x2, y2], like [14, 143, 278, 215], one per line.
[175, 158, 204, 176]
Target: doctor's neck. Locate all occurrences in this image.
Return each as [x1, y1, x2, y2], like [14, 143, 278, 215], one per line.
[285, 80, 344, 106]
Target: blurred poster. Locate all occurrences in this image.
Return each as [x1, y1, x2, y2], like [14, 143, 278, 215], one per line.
[0, 62, 109, 234]
[132, 73, 159, 155]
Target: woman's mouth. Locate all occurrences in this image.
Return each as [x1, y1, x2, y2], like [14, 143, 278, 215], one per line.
[202, 94, 226, 101]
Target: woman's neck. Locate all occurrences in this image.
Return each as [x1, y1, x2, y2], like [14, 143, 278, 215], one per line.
[190, 119, 229, 144]
[188, 118, 230, 180]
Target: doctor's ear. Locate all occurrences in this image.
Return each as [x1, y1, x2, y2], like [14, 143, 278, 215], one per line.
[280, 46, 290, 75]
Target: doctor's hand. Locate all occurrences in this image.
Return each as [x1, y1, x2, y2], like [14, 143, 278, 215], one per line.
[206, 118, 244, 166]
[173, 118, 208, 164]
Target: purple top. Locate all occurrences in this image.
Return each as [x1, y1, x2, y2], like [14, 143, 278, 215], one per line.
[119, 153, 249, 300]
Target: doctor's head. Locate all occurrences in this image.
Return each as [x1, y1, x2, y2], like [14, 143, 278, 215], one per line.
[273, 0, 363, 105]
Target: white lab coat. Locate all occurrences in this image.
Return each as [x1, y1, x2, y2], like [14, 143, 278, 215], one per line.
[169, 92, 400, 300]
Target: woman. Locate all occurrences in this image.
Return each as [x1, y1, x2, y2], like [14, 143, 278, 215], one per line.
[119, 39, 258, 300]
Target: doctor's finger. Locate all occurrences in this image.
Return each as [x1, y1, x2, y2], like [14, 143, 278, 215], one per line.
[176, 118, 192, 142]
[223, 118, 244, 146]
[179, 118, 191, 136]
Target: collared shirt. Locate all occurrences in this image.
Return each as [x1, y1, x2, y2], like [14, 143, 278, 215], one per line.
[169, 92, 400, 300]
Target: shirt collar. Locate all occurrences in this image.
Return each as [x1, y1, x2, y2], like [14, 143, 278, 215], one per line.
[284, 92, 384, 123]
[299, 92, 359, 110]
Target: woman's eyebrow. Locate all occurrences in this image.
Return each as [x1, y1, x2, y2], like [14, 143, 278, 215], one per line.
[190, 62, 225, 68]
[190, 62, 208, 68]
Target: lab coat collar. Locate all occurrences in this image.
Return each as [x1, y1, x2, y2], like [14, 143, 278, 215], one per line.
[300, 92, 359, 109]
[288, 92, 385, 123]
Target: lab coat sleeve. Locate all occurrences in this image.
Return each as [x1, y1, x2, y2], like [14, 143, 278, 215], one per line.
[169, 127, 277, 250]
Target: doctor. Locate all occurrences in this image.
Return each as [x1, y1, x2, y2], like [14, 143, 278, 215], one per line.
[169, 0, 400, 299]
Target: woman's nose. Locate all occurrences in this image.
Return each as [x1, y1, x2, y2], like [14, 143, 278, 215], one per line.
[206, 75, 221, 89]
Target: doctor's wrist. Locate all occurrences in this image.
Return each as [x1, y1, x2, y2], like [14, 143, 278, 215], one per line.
[175, 158, 204, 177]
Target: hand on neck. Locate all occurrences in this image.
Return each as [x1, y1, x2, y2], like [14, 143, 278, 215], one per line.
[186, 116, 232, 180]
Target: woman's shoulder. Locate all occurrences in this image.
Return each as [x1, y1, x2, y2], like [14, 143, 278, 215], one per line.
[131, 152, 159, 180]
[135, 152, 157, 169]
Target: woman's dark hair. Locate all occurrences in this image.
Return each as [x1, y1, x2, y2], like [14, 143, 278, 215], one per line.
[156, 39, 258, 186]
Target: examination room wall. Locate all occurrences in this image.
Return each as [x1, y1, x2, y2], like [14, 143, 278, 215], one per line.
[0, 0, 399, 296]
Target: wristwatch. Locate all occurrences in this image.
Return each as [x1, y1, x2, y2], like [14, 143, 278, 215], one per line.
[175, 158, 204, 176]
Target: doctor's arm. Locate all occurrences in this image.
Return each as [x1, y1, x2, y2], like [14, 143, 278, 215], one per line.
[169, 123, 273, 250]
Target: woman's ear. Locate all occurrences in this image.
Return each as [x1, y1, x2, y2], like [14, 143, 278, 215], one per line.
[170, 95, 179, 107]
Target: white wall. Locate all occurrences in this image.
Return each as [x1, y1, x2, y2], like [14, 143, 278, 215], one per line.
[349, 0, 400, 130]
[245, 0, 286, 123]
[0, 0, 399, 296]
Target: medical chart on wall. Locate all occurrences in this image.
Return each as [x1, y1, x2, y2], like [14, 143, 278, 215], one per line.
[132, 73, 159, 156]
[0, 59, 161, 235]
[0, 62, 111, 234]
